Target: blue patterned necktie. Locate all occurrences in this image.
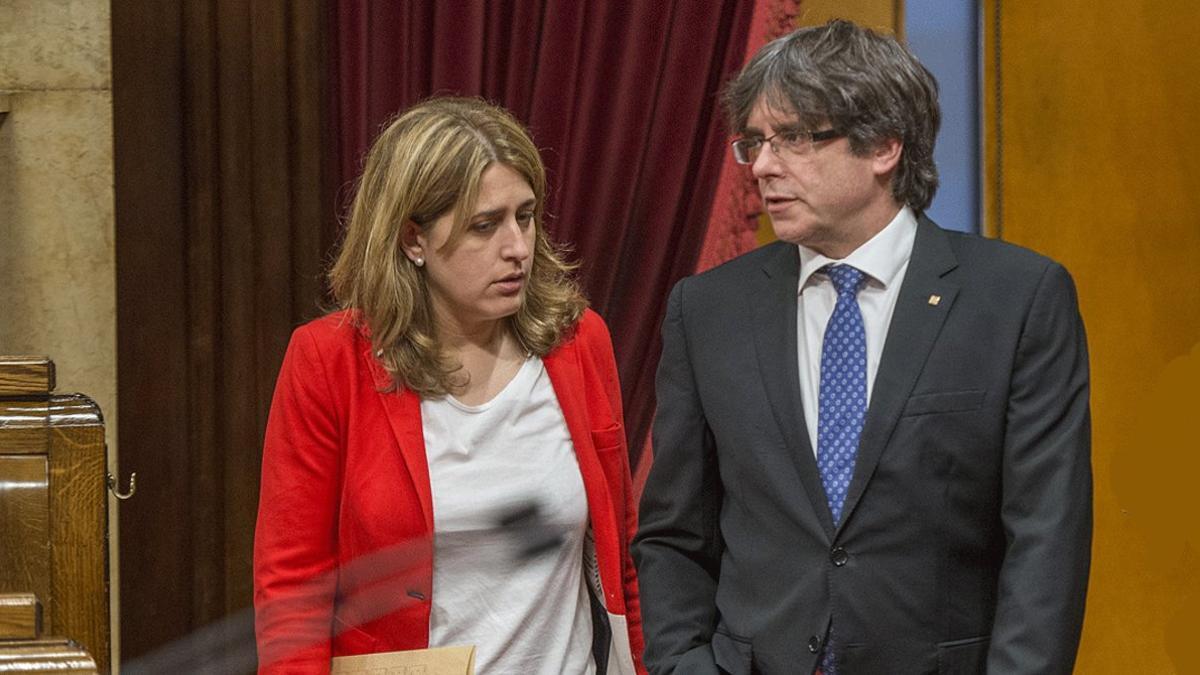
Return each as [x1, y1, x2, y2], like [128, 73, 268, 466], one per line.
[816, 264, 867, 524]
[816, 264, 866, 675]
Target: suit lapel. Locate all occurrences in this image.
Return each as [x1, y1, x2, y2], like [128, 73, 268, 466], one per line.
[839, 217, 960, 529]
[751, 243, 836, 537]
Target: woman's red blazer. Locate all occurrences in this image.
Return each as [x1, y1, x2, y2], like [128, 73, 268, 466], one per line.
[253, 308, 645, 673]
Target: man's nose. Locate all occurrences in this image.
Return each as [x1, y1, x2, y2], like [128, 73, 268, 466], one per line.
[751, 142, 785, 179]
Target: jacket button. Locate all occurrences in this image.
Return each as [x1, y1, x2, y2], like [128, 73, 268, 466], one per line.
[808, 635, 821, 653]
[830, 546, 849, 566]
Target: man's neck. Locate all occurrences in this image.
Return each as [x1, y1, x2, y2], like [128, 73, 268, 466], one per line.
[819, 201, 903, 260]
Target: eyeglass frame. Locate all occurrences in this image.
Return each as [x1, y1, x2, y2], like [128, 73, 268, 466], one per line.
[730, 127, 845, 165]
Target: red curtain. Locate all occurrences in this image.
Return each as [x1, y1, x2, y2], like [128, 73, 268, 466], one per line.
[329, 1, 754, 465]
[694, 0, 801, 273]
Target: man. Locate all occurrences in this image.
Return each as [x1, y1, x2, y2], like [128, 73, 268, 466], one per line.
[633, 19, 1091, 675]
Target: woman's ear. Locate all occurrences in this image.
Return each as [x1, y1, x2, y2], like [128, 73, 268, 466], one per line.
[399, 219, 426, 266]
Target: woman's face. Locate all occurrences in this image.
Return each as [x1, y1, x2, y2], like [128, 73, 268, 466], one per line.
[414, 163, 537, 335]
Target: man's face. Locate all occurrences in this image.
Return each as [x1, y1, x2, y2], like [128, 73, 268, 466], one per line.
[745, 98, 900, 258]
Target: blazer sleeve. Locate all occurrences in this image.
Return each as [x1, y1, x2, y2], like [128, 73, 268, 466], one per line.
[988, 262, 1093, 674]
[254, 325, 343, 674]
[632, 281, 725, 675]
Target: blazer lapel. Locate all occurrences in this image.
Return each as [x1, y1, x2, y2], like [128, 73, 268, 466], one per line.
[366, 349, 435, 534]
[544, 336, 621, 581]
[543, 339, 601, 473]
[751, 243, 836, 538]
[839, 217, 960, 529]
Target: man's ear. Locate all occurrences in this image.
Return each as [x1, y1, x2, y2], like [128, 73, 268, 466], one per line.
[872, 137, 903, 176]
[399, 219, 425, 263]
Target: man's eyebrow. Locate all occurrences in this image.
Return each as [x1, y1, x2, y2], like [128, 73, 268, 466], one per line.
[741, 121, 803, 137]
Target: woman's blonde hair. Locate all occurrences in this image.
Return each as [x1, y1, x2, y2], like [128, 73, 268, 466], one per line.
[329, 97, 587, 396]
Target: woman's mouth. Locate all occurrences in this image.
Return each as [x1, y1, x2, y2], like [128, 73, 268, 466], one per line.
[493, 272, 525, 295]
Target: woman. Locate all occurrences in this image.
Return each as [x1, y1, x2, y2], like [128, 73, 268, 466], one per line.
[253, 97, 644, 674]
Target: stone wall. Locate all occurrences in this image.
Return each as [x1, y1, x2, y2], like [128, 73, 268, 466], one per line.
[0, 0, 117, 668]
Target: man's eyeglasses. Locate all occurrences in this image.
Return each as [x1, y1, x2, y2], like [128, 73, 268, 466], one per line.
[731, 128, 844, 164]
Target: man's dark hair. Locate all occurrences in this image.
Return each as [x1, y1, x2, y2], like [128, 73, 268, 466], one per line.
[723, 19, 941, 212]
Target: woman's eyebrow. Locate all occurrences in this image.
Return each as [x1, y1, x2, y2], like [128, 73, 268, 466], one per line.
[470, 199, 536, 220]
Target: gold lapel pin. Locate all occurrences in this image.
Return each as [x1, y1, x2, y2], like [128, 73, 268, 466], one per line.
[928, 294, 941, 306]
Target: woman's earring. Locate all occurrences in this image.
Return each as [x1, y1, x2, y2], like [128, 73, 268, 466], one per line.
[414, 256, 425, 267]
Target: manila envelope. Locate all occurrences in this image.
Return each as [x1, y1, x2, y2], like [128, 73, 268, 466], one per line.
[330, 645, 476, 674]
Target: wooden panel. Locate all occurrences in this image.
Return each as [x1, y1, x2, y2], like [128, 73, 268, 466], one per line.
[48, 396, 109, 673]
[0, 456, 51, 609]
[0, 593, 41, 639]
[1, 380, 110, 671]
[0, 358, 54, 397]
[985, 1, 1200, 672]
[0, 400, 49, 455]
[0, 637, 98, 673]
[798, 0, 903, 36]
[0, 384, 108, 671]
[981, 1, 1000, 238]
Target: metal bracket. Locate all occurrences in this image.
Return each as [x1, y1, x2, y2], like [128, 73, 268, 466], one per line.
[106, 471, 137, 500]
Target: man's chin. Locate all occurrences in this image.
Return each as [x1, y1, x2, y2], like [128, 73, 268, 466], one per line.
[768, 218, 815, 246]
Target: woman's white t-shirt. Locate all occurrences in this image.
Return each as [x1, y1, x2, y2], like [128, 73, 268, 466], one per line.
[420, 357, 596, 674]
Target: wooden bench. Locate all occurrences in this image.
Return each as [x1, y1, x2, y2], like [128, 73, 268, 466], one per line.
[0, 593, 97, 673]
[1, 357, 109, 672]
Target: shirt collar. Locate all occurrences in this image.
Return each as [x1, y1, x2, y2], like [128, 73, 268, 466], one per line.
[797, 205, 919, 294]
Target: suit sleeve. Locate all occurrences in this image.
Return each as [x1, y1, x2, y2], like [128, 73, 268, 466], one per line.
[632, 281, 725, 675]
[988, 262, 1093, 674]
[254, 326, 341, 673]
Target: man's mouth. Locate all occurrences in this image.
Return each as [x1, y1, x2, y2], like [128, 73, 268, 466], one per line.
[763, 195, 798, 212]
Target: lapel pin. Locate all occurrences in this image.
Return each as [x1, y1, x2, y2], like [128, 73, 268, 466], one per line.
[928, 294, 941, 306]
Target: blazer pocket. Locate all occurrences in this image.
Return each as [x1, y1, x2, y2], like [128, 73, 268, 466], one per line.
[590, 422, 626, 454]
[937, 635, 989, 674]
[901, 389, 986, 417]
[711, 630, 754, 675]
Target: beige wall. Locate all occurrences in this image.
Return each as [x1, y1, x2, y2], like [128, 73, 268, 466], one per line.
[0, 0, 118, 666]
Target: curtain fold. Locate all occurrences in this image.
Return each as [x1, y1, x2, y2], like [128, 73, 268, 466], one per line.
[695, 0, 802, 273]
[329, 1, 755, 465]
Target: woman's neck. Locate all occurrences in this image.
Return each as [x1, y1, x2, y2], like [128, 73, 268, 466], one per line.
[438, 318, 527, 406]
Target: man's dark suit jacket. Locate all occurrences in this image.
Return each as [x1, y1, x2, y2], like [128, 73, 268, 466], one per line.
[633, 217, 1092, 675]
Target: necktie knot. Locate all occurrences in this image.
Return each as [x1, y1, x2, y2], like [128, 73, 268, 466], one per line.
[824, 264, 866, 296]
